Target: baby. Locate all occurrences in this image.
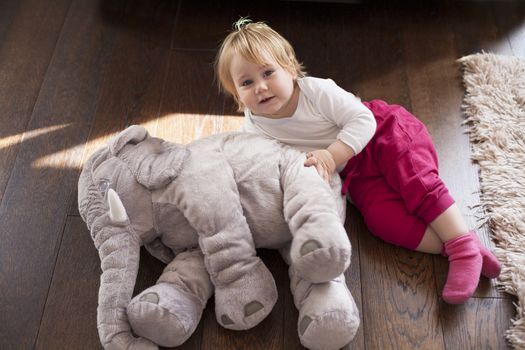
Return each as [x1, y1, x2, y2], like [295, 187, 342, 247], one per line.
[214, 18, 501, 304]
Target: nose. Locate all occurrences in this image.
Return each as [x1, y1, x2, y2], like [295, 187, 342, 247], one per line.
[255, 80, 268, 94]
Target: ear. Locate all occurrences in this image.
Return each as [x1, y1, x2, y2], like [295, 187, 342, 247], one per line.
[109, 125, 149, 156]
[124, 141, 188, 190]
[110, 126, 188, 190]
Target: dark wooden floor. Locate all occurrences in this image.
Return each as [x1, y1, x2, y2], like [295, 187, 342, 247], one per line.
[1, 0, 524, 349]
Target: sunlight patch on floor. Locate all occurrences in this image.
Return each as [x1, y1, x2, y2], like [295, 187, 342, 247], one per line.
[31, 114, 243, 169]
[0, 124, 71, 152]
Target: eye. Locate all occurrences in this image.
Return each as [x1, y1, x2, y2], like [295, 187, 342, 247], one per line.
[98, 180, 110, 194]
[241, 79, 253, 87]
[263, 70, 274, 77]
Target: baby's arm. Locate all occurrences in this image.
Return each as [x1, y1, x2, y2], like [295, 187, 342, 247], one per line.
[303, 78, 375, 180]
[304, 141, 355, 182]
[327, 139, 355, 165]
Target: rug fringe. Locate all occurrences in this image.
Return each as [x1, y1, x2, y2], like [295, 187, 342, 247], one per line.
[460, 52, 525, 350]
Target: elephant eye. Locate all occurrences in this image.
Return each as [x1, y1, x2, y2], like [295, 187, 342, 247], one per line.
[98, 180, 110, 194]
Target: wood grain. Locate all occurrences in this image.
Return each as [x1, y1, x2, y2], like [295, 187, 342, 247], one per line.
[171, 0, 233, 50]
[0, 0, 124, 347]
[491, 1, 525, 57]
[361, 233, 444, 349]
[35, 217, 102, 349]
[440, 297, 514, 350]
[67, 0, 179, 216]
[156, 49, 237, 142]
[450, 0, 513, 56]
[0, 0, 71, 203]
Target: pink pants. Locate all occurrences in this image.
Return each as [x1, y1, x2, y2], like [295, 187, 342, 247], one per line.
[340, 100, 455, 250]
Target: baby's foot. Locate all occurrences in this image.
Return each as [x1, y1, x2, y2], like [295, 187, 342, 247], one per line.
[469, 230, 501, 278]
[442, 233, 483, 304]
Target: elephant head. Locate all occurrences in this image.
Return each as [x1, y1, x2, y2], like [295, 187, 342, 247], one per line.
[77, 126, 188, 349]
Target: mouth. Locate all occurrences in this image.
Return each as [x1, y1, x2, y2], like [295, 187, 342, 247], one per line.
[259, 96, 275, 104]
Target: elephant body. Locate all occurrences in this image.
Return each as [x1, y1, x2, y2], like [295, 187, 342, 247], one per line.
[152, 132, 298, 251]
[78, 126, 359, 350]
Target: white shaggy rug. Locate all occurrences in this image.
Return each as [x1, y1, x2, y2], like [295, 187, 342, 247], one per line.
[459, 53, 525, 349]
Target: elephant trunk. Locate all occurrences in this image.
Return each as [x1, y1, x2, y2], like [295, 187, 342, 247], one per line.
[87, 190, 154, 349]
[94, 226, 142, 349]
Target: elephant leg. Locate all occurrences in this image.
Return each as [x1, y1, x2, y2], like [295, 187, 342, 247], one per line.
[202, 231, 277, 330]
[176, 159, 277, 331]
[127, 249, 213, 348]
[284, 245, 359, 350]
[282, 163, 351, 283]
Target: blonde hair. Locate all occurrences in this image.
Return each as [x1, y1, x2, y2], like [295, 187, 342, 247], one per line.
[215, 18, 306, 111]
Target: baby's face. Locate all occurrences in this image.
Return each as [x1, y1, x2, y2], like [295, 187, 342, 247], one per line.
[230, 53, 298, 118]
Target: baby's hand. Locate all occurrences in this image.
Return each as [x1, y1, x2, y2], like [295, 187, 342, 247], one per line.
[304, 149, 336, 183]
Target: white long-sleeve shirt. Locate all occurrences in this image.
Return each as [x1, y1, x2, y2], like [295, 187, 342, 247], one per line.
[241, 76, 376, 170]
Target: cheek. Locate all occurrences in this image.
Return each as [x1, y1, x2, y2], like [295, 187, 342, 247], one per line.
[277, 75, 294, 93]
[277, 80, 293, 96]
[237, 90, 254, 106]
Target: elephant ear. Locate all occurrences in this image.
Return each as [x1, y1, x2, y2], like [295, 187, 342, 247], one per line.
[109, 125, 188, 190]
[109, 125, 149, 155]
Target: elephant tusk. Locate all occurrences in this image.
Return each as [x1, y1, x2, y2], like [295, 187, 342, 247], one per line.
[107, 189, 128, 223]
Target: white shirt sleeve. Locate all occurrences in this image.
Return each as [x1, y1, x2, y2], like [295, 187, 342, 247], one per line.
[301, 78, 376, 155]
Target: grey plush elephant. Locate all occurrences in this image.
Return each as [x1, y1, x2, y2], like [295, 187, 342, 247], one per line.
[78, 125, 359, 350]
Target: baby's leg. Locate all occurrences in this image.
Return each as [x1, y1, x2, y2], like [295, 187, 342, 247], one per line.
[415, 226, 443, 254]
[348, 175, 428, 250]
[426, 207, 501, 303]
[376, 125, 500, 303]
[420, 225, 500, 279]
[348, 174, 499, 304]
[352, 108, 499, 303]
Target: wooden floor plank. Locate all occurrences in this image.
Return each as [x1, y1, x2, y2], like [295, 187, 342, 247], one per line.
[155, 49, 232, 142]
[0, 0, 71, 203]
[67, 0, 179, 216]
[360, 232, 444, 349]
[343, 2, 411, 107]
[35, 217, 101, 349]
[286, 2, 352, 84]
[171, 0, 234, 50]
[439, 297, 514, 350]
[450, 0, 513, 56]
[0, 0, 124, 347]
[491, 1, 525, 57]
[0, 1, 21, 43]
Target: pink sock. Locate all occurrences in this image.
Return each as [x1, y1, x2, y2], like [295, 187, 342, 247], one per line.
[468, 231, 501, 279]
[442, 233, 482, 304]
